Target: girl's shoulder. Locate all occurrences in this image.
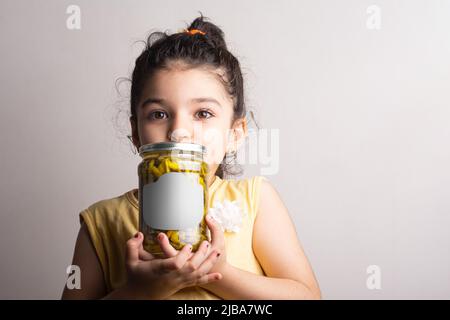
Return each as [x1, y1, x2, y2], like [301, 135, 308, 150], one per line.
[214, 175, 267, 188]
[79, 190, 137, 227]
[210, 175, 268, 220]
[212, 175, 267, 198]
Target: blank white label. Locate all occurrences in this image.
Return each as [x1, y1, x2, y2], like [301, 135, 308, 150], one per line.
[142, 172, 204, 230]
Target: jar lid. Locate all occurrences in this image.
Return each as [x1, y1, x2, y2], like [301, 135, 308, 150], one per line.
[139, 142, 207, 156]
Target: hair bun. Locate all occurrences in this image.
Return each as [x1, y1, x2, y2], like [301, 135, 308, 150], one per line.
[187, 13, 227, 50]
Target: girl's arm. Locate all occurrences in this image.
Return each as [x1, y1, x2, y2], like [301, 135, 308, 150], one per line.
[61, 223, 108, 299]
[61, 222, 154, 300]
[61, 223, 148, 300]
[62, 223, 219, 300]
[201, 179, 322, 299]
[61, 223, 143, 299]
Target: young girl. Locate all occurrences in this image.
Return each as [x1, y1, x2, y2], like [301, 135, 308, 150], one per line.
[61, 15, 321, 300]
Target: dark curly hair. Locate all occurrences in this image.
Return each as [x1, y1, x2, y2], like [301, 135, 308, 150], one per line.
[129, 13, 250, 178]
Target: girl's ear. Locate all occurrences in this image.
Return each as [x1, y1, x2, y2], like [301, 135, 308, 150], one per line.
[129, 116, 141, 149]
[227, 117, 248, 153]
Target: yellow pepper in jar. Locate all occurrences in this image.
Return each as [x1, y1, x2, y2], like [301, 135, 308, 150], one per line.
[138, 143, 209, 256]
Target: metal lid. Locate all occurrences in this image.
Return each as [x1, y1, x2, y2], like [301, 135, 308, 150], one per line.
[139, 142, 207, 156]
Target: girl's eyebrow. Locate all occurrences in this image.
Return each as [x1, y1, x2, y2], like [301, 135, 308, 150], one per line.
[140, 98, 165, 108]
[141, 97, 222, 108]
[189, 97, 222, 108]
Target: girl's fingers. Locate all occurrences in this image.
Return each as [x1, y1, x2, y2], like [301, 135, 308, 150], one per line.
[138, 246, 154, 261]
[205, 215, 225, 248]
[195, 272, 222, 286]
[125, 232, 143, 268]
[186, 240, 210, 269]
[157, 233, 178, 258]
[163, 242, 192, 271]
[137, 234, 154, 261]
[195, 249, 221, 276]
[180, 250, 222, 287]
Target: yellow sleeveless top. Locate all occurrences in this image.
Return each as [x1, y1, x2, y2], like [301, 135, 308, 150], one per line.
[79, 175, 266, 299]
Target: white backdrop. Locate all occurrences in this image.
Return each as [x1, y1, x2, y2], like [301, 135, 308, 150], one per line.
[1, 0, 449, 299]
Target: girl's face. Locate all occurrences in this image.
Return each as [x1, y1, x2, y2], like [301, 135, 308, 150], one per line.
[130, 63, 246, 179]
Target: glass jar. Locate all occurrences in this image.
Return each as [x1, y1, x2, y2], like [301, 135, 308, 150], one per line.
[137, 142, 209, 257]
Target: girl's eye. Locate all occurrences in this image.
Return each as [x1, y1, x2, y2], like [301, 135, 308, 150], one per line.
[148, 111, 168, 120]
[196, 109, 214, 119]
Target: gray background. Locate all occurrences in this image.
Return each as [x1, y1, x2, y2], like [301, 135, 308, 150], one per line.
[1, 0, 449, 299]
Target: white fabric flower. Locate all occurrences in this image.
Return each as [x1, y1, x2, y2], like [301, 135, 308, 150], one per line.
[207, 200, 246, 233]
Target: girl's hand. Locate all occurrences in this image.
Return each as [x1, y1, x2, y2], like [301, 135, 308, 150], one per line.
[157, 215, 229, 281]
[124, 232, 222, 300]
[203, 214, 228, 275]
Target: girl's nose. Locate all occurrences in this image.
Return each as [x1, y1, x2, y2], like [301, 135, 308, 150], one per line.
[167, 116, 192, 143]
[167, 130, 191, 143]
